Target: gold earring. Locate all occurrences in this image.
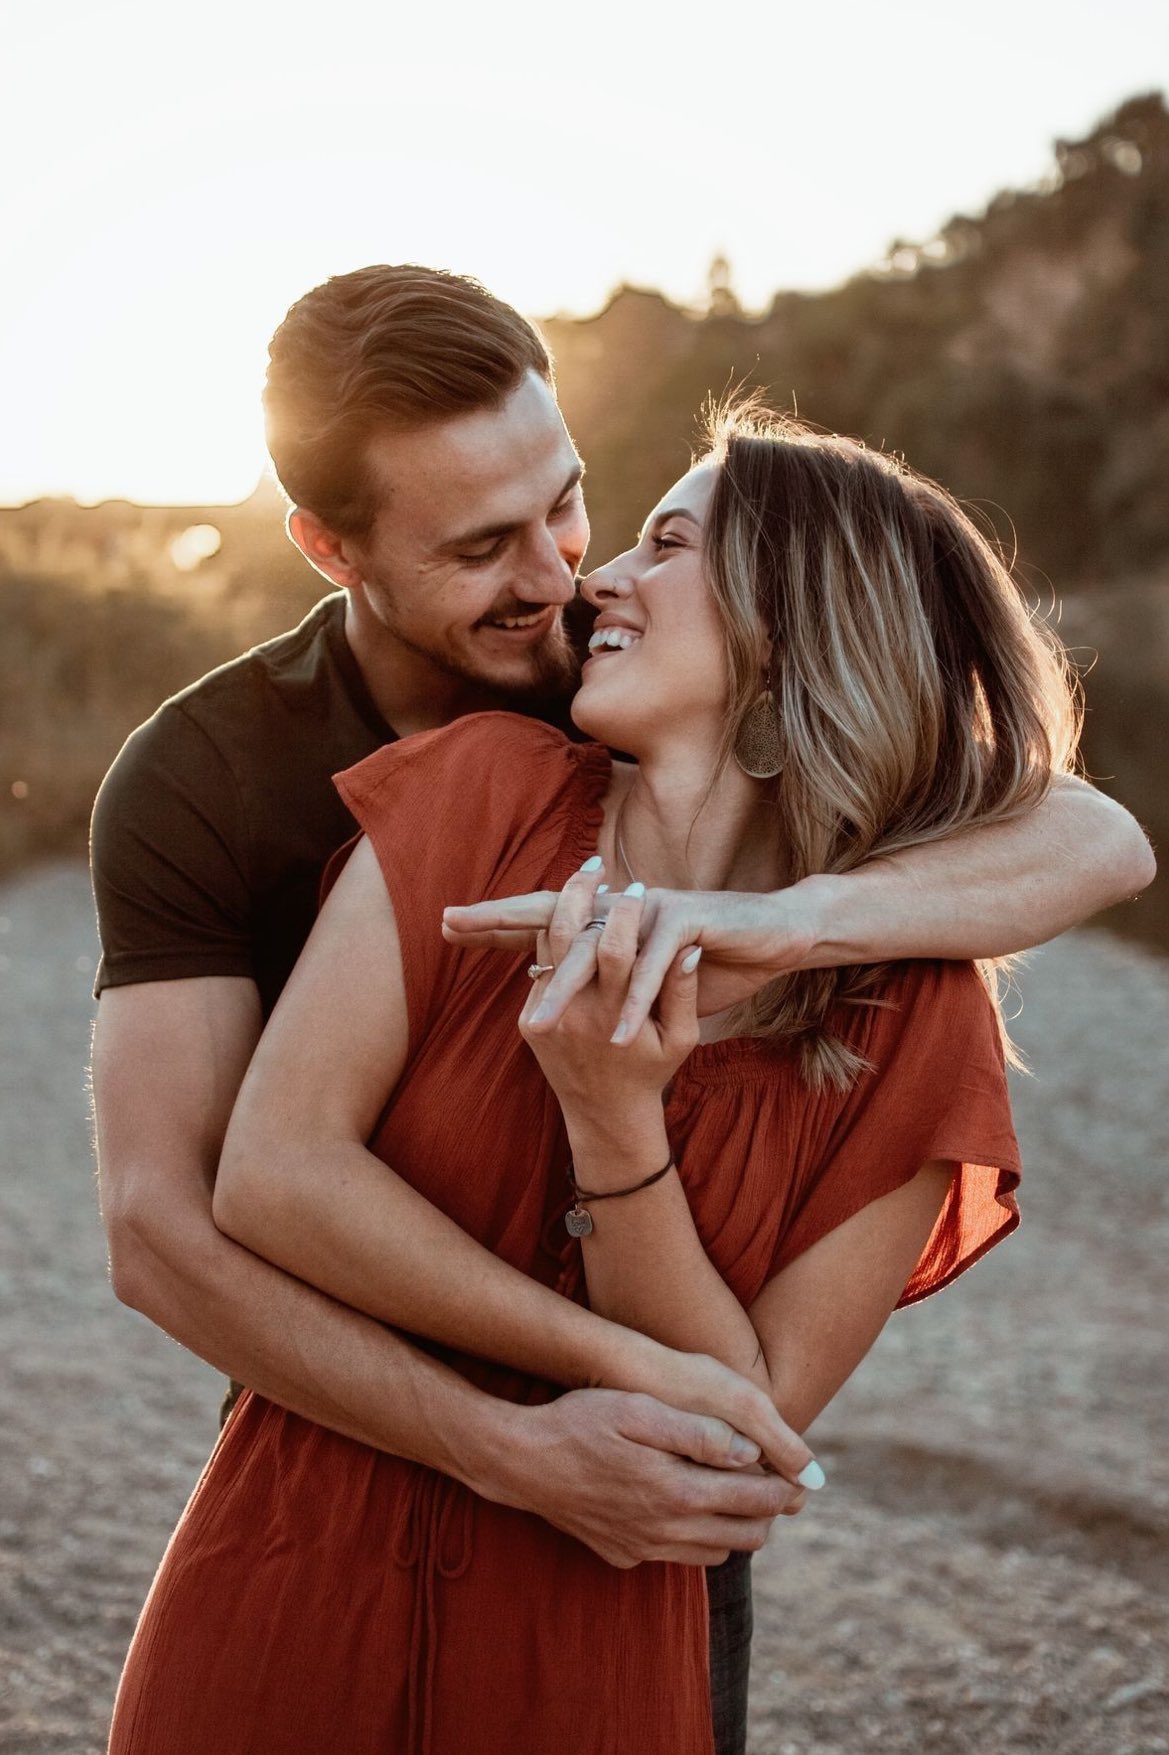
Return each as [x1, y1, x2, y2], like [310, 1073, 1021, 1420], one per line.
[734, 689, 783, 779]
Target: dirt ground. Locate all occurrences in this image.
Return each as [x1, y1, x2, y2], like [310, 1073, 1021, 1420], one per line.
[1, 863, 1166, 1755]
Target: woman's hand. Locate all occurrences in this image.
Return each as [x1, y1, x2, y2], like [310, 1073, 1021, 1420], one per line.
[606, 1326, 822, 1499]
[447, 868, 824, 1044]
[517, 862, 701, 1118]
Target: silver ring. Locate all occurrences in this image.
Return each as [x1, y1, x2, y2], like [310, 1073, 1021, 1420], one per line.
[527, 963, 555, 980]
[583, 918, 607, 932]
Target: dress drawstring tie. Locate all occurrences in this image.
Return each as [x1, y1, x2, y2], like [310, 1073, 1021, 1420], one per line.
[393, 1470, 475, 1755]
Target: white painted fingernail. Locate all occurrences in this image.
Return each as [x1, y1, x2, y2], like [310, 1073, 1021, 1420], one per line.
[530, 1003, 551, 1025]
[796, 1459, 826, 1491]
[624, 881, 646, 898]
[680, 947, 702, 974]
[610, 1020, 630, 1044]
[581, 855, 603, 873]
[596, 884, 609, 895]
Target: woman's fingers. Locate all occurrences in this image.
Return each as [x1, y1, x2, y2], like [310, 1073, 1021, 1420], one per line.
[671, 1361, 823, 1494]
[524, 859, 609, 1031]
[610, 909, 690, 1043]
[644, 945, 702, 1049]
[592, 885, 645, 1008]
[526, 882, 645, 1034]
[546, 858, 606, 963]
[518, 928, 555, 1027]
[527, 934, 600, 1027]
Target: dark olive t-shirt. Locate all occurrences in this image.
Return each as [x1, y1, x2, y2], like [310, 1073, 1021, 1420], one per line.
[91, 594, 397, 1018]
[91, 591, 585, 1017]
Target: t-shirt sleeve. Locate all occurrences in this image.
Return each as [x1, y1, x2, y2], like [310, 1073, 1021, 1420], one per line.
[769, 960, 1022, 1307]
[90, 703, 255, 994]
[333, 712, 603, 1057]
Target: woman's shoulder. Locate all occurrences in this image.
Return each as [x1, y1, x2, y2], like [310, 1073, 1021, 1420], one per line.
[868, 959, 1003, 1053]
[335, 711, 606, 826]
[338, 709, 570, 783]
[333, 711, 612, 892]
[829, 958, 1013, 1141]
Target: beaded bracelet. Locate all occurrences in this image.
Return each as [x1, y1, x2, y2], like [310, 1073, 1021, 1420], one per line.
[564, 1155, 676, 1237]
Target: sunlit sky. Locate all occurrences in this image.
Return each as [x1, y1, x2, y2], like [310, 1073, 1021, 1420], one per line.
[2, 0, 1166, 506]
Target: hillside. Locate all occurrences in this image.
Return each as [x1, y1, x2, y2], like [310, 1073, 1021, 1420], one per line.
[1, 94, 1165, 936]
[545, 93, 1169, 588]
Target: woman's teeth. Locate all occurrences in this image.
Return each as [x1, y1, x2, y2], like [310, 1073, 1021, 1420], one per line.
[587, 628, 642, 652]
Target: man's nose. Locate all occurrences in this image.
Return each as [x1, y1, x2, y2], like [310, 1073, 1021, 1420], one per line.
[526, 527, 579, 604]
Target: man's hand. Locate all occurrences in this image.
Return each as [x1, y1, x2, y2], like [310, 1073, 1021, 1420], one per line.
[484, 1389, 807, 1568]
[445, 871, 822, 1041]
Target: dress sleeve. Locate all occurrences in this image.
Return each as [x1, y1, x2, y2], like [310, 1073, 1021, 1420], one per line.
[90, 703, 254, 994]
[332, 713, 606, 1057]
[768, 960, 1022, 1307]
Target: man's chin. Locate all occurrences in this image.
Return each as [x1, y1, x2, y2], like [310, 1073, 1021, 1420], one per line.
[468, 630, 579, 702]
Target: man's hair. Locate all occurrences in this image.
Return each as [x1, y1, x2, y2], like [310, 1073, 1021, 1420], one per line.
[263, 265, 553, 536]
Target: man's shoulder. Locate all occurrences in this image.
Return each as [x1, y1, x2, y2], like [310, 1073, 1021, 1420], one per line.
[162, 592, 348, 733]
[93, 594, 353, 835]
[106, 593, 355, 776]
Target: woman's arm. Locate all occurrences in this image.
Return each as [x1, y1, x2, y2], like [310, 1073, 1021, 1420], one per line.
[525, 874, 956, 1414]
[565, 1085, 951, 1433]
[212, 837, 817, 1484]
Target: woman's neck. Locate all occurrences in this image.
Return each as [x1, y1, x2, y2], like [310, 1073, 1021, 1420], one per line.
[603, 753, 787, 896]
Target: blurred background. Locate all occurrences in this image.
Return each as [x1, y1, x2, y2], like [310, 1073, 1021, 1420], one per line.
[2, 5, 1167, 1752]
[1, 0, 1165, 941]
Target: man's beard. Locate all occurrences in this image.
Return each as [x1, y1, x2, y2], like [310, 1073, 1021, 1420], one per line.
[391, 604, 582, 704]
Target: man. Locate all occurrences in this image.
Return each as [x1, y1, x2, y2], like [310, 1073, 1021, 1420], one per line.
[90, 264, 1153, 1753]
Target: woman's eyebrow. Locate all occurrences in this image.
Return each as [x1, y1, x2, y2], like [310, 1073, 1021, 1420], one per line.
[639, 507, 701, 540]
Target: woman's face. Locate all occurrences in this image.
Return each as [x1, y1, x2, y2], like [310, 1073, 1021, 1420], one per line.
[571, 462, 731, 757]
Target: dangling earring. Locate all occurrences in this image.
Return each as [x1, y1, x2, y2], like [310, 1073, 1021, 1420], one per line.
[734, 687, 783, 779]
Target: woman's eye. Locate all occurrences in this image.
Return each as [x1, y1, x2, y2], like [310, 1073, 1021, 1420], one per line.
[651, 534, 682, 552]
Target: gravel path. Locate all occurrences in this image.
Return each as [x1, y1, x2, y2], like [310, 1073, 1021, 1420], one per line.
[1, 864, 1166, 1754]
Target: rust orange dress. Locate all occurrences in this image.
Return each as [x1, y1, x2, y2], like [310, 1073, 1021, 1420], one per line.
[109, 713, 1022, 1755]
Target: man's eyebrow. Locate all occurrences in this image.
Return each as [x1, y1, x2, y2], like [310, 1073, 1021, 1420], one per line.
[439, 461, 586, 553]
[639, 506, 701, 540]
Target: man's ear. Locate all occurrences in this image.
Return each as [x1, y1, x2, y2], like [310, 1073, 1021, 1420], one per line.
[287, 508, 364, 590]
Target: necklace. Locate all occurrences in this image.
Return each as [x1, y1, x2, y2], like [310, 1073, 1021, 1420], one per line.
[611, 788, 639, 887]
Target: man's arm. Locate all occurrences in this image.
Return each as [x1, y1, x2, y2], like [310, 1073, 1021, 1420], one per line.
[805, 773, 1155, 963]
[92, 975, 802, 1565]
[445, 773, 1156, 1038]
[210, 842, 817, 1488]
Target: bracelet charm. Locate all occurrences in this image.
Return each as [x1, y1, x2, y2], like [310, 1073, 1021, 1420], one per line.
[564, 1203, 594, 1238]
[563, 1155, 675, 1237]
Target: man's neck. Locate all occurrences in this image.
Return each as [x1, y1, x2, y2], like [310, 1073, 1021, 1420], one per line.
[344, 596, 502, 739]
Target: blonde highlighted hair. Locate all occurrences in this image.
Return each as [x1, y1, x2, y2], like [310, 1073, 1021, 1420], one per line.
[702, 402, 1081, 1087]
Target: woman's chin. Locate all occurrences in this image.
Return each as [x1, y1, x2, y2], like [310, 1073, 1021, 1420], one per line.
[570, 677, 635, 749]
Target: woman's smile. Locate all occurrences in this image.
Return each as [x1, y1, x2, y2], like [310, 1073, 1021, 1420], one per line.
[586, 619, 644, 655]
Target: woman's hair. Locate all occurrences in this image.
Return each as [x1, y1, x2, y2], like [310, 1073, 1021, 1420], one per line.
[701, 400, 1082, 1089]
[263, 265, 552, 537]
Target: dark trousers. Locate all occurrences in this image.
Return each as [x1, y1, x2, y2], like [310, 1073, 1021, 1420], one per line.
[707, 1551, 754, 1755]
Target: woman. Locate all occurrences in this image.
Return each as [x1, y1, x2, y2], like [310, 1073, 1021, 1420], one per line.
[109, 408, 1073, 1755]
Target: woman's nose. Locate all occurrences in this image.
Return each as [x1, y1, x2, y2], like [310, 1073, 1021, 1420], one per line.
[581, 552, 636, 607]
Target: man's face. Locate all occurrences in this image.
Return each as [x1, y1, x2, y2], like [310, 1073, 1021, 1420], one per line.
[349, 371, 588, 698]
